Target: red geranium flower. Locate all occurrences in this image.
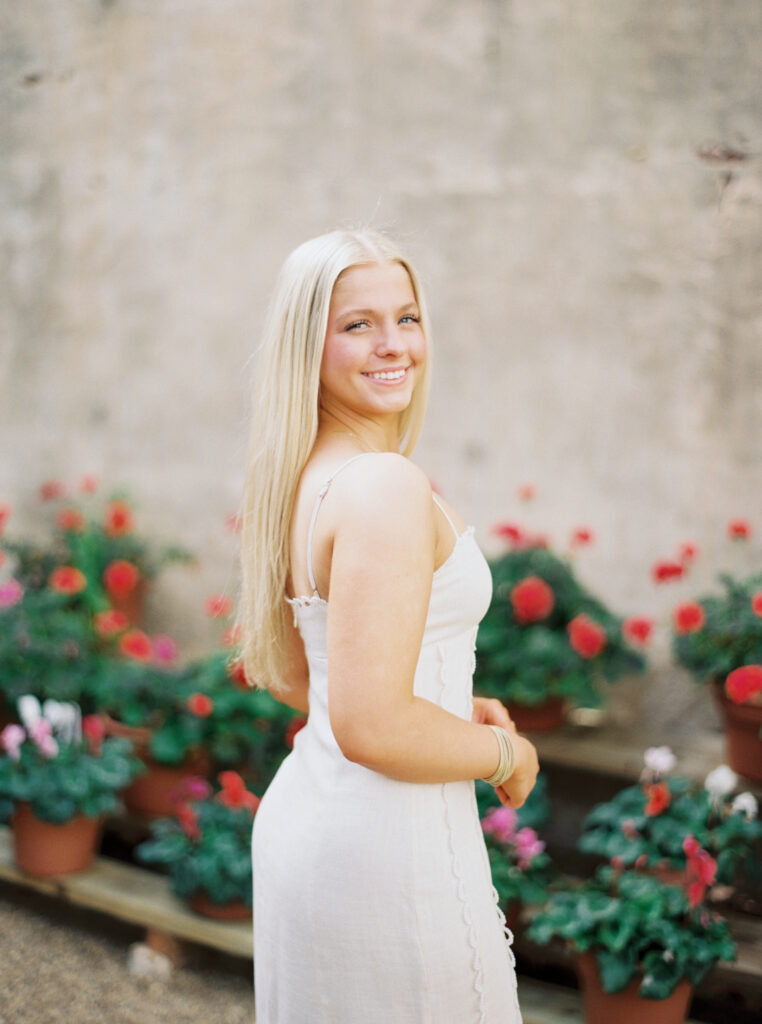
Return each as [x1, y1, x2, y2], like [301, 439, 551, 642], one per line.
[643, 781, 671, 816]
[651, 560, 684, 583]
[49, 566, 87, 595]
[177, 803, 201, 840]
[103, 500, 133, 537]
[727, 518, 751, 540]
[570, 526, 594, 547]
[725, 665, 762, 704]
[0, 501, 12, 535]
[82, 714, 106, 752]
[55, 506, 85, 533]
[673, 601, 706, 635]
[118, 628, 153, 662]
[227, 659, 249, 689]
[204, 593, 233, 618]
[103, 559, 140, 598]
[622, 616, 654, 645]
[93, 608, 129, 637]
[492, 521, 526, 546]
[567, 614, 607, 658]
[217, 771, 260, 812]
[678, 541, 698, 563]
[39, 479, 66, 501]
[187, 693, 214, 718]
[285, 717, 307, 749]
[750, 592, 762, 617]
[683, 834, 717, 906]
[510, 576, 555, 624]
[78, 474, 98, 493]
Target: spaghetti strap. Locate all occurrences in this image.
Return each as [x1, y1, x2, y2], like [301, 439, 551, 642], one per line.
[306, 452, 377, 597]
[432, 492, 459, 542]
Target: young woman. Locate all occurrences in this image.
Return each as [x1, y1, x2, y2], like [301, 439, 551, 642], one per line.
[236, 229, 539, 1023]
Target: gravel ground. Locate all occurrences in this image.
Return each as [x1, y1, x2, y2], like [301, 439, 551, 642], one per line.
[0, 882, 254, 1024]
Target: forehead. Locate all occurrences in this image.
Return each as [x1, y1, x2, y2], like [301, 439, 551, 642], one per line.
[329, 261, 416, 312]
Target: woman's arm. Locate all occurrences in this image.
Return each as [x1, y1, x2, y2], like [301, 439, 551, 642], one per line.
[323, 454, 538, 806]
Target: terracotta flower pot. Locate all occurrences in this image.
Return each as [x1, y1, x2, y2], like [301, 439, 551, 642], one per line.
[506, 697, 565, 732]
[189, 890, 252, 921]
[712, 685, 762, 783]
[12, 802, 102, 877]
[576, 951, 692, 1024]
[101, 714, 212, 818]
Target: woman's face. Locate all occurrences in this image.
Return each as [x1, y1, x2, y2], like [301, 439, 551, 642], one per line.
[319, 261, 426, 422]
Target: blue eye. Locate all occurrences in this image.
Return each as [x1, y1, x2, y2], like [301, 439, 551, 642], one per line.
[400, 314, 420, 324]
[346, 321, 368, 332]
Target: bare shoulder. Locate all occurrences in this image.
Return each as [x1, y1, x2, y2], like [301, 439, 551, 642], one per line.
[330, 453, 434, 529]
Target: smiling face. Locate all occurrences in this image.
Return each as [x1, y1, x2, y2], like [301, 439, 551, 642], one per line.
[319, 261, 426, 427]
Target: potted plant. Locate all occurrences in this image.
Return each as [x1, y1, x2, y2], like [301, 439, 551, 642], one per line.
[0, 586, 101, 713]
[527, 866, 736, 1024]
[0, 477, 193, 626]
[579, 746, 762, 889]
[136, 770, 259, 919]
[479, 792, 555, 932]
[91, 656, 213, 818]
[181, 648, 303, 785]
[475, 542, 645, 730]
[0, 696, 143, 875]
[671, 571, 762, 781]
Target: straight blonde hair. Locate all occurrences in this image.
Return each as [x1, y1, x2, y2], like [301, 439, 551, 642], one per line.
[234, 229, 432, 693]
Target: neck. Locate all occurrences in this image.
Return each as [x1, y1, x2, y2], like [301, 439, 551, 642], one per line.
[317, 409, 399, 454]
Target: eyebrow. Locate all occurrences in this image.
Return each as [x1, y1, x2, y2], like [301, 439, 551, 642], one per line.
[336, 301, 419, 319]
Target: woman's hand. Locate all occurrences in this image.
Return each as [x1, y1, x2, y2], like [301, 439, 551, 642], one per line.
[471, 697, 539, 808]
[495, 732, 539, 809]
[471, 696, 516, 732]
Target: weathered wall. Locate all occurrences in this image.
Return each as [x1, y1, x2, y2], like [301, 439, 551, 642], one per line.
[1, 2, 760, 699]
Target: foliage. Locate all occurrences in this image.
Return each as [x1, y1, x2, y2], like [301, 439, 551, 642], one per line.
[0, 589, 100, 707]
[672, 572, 762, 686]
[527, 866, 736, 1000]
[475, 546, 645, 708]
[0, 712, 143, 825]
[137, 772, 258, 907]
[579, 772, 762, 886]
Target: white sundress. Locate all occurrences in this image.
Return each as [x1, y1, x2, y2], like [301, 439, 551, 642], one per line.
[252, 454, 522, 1023]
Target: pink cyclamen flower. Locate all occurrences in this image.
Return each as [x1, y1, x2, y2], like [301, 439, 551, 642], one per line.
[1, 724, 26, 761]
[28, 719, 59, 758]
[514, 827, 545, 867]
[0, 579, 24, 608]
[481, 805, 518, 845]
[152, 634, 178, 664]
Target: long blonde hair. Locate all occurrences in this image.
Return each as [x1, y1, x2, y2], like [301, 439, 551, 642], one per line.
[234, 229, 432, 693]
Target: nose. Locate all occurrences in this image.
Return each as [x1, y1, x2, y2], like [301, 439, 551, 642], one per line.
[375, 319, 405, 356]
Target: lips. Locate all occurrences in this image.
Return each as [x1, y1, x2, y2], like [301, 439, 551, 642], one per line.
[362, 366, 410, 382]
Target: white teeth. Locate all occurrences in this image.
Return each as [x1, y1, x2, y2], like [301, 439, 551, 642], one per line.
[366, 368, 407, 380]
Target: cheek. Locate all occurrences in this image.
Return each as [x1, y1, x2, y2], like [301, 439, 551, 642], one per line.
[320, 336, 359, 384]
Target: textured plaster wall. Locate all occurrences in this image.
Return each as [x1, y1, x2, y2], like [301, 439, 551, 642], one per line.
[1, 2, 760, 718]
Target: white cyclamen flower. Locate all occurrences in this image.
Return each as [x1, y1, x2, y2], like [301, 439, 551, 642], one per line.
[731, 792, 758, 819]
[17, 695, 42, 731]
[42, 699, 82, 745]
[704, 765, 739, 798]
[643, 746, 676, 776]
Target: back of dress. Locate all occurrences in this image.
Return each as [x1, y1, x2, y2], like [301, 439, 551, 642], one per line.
[252, 455, 522, 1024]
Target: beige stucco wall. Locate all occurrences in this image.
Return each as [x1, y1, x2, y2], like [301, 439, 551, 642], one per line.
[1, 1, 760, 711]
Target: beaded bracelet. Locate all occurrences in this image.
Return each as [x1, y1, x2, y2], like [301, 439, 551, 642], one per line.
[482, 725, 516, 787]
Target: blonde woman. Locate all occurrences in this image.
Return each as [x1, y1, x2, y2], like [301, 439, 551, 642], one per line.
[237, 229, 539, 1023]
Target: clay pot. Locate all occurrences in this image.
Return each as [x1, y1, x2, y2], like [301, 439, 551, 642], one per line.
[101, 714, 211, 818]
[712, 684, 762, 783]
[576, 951, 692, 1024]
[506, 697, 565, 732]
[12, 802, 102, 876]
[189, 890, 252, 921]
